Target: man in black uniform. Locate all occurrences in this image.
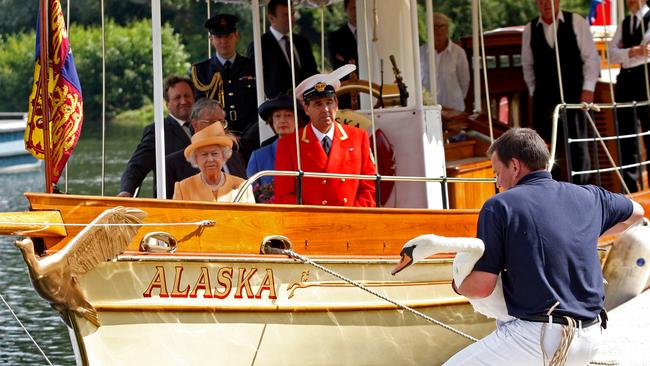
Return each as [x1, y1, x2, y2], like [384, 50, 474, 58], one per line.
[247, 0, 319, 99]
[191, 14, 259, 161]
[327, 0, 358, 109]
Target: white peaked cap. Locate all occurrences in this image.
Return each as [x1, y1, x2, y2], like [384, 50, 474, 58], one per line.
[295, 64, 357, 103]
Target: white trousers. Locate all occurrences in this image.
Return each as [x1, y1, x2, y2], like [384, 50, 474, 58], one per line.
[443, 319, 602, 366]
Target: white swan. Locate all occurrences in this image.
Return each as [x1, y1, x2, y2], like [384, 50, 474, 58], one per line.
[392, 234, 513, 321]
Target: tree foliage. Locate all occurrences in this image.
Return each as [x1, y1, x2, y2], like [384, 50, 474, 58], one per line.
[0, 20, 189, 123]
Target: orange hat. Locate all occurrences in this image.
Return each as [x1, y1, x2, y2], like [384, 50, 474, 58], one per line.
[184, 122, 236, 159]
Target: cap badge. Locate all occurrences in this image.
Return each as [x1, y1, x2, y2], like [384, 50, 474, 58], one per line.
[219, 18, 228, 27]
[314, 82, 327, 92]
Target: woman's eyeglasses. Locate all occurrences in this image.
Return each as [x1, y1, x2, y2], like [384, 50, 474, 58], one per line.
[196, 119, 228, 129]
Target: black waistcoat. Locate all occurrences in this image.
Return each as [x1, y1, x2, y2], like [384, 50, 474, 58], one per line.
[621, 12, 650, 49]
[531, 11, 584, 103]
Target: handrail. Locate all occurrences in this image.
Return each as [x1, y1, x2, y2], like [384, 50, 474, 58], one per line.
[233, 170, 496, 203]
[551, 101, 650, 193]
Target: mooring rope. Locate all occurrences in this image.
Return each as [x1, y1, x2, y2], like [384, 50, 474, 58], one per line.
[280, 249, 479, 342]
[0, 291, 53, 365]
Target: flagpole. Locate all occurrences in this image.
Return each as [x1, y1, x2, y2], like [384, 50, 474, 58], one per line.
[39, 0, 53, 193]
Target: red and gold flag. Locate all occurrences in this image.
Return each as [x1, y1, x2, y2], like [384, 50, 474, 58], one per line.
[26, 0, 83, 185]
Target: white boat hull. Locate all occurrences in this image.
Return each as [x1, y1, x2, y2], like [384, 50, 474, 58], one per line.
[70, 256, 494, 365]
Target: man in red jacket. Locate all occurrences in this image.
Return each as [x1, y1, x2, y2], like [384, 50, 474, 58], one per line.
[274, 65, 376, 207]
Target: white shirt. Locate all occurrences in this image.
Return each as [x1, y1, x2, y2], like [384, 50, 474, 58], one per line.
[269, 26, 302, 67]
[419, 41, 470, 111]
[169, 113, 191, 138]
[347, 22, 357, 41]
[521, 10, 601, 96]
[608, 5, 650, 69]
[215, 53, 237, 67]
[311, 123, 335, 145]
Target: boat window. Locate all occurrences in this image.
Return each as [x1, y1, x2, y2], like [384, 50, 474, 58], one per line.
[512, 54, 522, 67]
[499, 55, 510, 68]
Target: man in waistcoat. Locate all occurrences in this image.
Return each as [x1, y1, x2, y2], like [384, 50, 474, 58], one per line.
[608, 0, 650, 192]
[522, 0, 601, 184]
[191, 14, 259, 161]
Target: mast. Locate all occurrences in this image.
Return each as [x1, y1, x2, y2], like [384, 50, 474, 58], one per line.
[152, 0, 166, 199]
[39, 0, 53, 193]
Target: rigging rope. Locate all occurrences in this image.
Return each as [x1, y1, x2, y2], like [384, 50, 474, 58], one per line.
[0, 291, 53, 366]
[581, 103, 632, 195]
[280, 249, 479, 342]
[0, 220, 215, 228]
[477, 0, 494, 142]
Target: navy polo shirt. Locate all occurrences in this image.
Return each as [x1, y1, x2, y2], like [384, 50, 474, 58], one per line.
[474, 171, 633, 319]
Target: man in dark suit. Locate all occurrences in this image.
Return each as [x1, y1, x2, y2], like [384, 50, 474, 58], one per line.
[165, 98, 247, 199]
[247, 0, 319, 99]
[118, 75, 195, 197]
[327, 0, 358, 109]
[191, 14, 259, 161]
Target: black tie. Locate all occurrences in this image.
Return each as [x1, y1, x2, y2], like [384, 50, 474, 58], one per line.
[282, 35, 301, 73]
[223, 60, 232, 71]
[182, 121, 192, 138]
[633, 16, 638, 31]
[321, 136, 331, 156]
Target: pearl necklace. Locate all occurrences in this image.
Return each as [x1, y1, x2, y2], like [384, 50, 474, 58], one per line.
[200, 172, 225, 191]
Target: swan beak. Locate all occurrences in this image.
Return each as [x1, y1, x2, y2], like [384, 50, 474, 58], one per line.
[391, 247, 414, 275]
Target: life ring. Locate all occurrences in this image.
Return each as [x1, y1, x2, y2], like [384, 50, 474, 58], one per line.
[336, 110, 396, 206]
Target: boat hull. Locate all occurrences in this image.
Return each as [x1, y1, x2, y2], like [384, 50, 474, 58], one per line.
[71, 256, 494, 365]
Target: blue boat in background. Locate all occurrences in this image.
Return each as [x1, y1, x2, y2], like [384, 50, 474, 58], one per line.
[0, 113, 41, 173]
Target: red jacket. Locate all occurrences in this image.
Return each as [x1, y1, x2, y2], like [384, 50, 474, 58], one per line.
[274, 122, 376, 207]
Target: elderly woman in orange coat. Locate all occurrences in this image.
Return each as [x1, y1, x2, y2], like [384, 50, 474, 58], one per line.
[173, 122, 255, 203]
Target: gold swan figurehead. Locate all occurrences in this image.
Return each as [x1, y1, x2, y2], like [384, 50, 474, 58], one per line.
[392, 233, 513, 321]
[15, 206, 147, 327]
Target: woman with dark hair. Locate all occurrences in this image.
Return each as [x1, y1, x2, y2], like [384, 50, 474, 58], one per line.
[246, 95, 304, 203]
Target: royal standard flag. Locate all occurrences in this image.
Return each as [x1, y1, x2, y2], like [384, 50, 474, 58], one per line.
[26, 0, 83, 185]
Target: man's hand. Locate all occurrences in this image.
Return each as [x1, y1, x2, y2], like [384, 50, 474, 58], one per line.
[580, 90, 594, 103]
[117, 191, 133, 198]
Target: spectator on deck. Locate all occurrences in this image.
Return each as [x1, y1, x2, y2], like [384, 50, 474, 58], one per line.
[118, 75, 194, 198]
[419, 12, 470, 112]
[173, 122, 255, 203]
[247, 94, 304, 203]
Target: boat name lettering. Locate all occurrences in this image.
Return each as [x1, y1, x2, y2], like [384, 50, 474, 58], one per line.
[142, 266, 277, 299]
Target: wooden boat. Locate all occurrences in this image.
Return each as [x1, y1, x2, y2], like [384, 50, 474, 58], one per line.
[2, 1, 650, 365]
[0, 112, 41, 173]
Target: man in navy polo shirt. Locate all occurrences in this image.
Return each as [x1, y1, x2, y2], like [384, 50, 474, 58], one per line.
[447, 128, 644, 365]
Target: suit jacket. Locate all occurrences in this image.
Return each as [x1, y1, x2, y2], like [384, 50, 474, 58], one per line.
[247, 31, 318, 98]
[119, 115, 191, 196]
[327, 24, 358, 109]
[191, 54, 259, 159]
[172, 173, 255, 203]
[274, 122, 376, 207]
[165, 149, 248, 199]
[327, 24, 357, 70]
[246, 140, 277, 186]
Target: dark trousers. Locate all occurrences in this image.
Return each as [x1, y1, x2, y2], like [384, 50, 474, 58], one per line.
[615, 65, 650, 193]
[533, 96, 591, 185]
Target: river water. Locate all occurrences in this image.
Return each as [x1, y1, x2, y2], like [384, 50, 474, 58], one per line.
[0, 124, 147, 365]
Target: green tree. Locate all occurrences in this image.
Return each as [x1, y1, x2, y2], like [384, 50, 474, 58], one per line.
[0, 19, 190, 123]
